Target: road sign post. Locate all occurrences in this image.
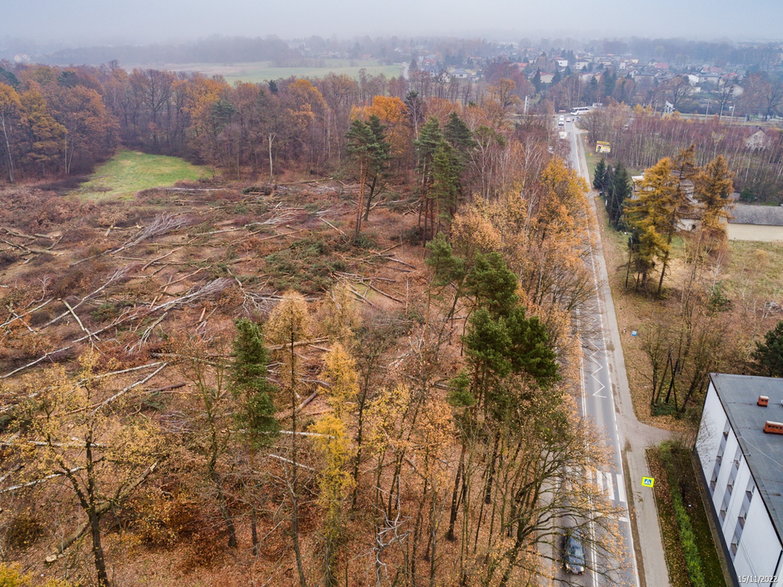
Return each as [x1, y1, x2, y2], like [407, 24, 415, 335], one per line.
[641, 477, 655, 488]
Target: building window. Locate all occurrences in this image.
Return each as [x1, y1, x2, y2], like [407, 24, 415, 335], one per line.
[710, 421, 731, 494]
[720, 488, 732, 524]
[730, 524, 743, 559]
[732, 444, 742, 470]
[733, 479, 755, 544]
[726, 444, 742, 497]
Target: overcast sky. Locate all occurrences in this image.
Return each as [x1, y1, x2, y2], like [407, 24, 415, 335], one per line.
[3, 0, 782, 44]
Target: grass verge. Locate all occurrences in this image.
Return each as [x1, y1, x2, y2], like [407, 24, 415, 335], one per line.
[647, 441, 727, 587]
[72, 150, 210, 200]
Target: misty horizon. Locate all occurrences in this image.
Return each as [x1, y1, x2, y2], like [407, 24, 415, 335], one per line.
[3, 0, 783, 50]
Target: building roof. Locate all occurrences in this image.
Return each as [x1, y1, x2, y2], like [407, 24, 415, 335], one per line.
[730, 204, 783, 226]
[710, 373, 783, 541]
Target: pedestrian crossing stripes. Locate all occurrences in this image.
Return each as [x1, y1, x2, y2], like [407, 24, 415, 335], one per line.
[587, 468, 627, 505]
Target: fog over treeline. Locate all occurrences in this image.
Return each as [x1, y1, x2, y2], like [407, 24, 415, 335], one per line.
[1, 34, 781, 70]
[2, 0, 782, 54]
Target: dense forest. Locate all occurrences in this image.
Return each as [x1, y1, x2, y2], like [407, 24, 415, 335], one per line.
[0, 60, 541, 184]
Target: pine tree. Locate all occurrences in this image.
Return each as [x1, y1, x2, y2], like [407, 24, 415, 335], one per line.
[464, 251, 519, 317]
[230, 318, 278, 448]
[346, 119, 376, 238]
[608, 162, 631, 229]
[753, 321, 783, 377]
[426, 232, 466, 287]
[463, 308, 513, 386]
[593, 158, 607, 192]
[415, 118, 444, 240]
[443, 112, 475, 163]
[505, 306, 559, 387]
[532, 69, 543, 93]
[431, 140, 462, 230]
[603, 164, 615, 217]
[363, 114, 391, 220]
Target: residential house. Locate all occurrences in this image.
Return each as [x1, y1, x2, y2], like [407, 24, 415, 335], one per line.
[745, 130, 772, 151]
[728, 204, 783, 242]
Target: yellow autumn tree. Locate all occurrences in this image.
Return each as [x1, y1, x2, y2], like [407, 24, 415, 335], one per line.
[3, 353, 164, 587]
[319, 281, 361, 346]
[309, 414, 355, 587]
[265, 291, 312, 587]
[320, 341, 360, 418]
[0, 83, 22, 181]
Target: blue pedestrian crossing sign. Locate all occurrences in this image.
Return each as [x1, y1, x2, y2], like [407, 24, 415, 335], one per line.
[641, 476, 655, 488]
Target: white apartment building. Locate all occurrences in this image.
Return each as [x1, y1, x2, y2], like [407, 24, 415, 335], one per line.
[696, 373, 783, 586]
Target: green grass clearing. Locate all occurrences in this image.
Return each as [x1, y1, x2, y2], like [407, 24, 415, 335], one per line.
[73, 150, 211, 200]
[724, 240, 783, 300]
[134, 59, 404, 84]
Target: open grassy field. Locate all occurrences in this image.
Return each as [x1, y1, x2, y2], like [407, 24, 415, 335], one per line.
[136, 59, 404, 84]
[72, 150, 211, 200]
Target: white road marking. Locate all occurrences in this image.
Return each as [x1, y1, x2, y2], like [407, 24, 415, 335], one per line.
[616, 472, 627, 504]
[605, 472, 615, 501]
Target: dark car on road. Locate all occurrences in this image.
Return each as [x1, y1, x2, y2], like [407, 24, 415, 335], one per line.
[563, 529, 586, 575]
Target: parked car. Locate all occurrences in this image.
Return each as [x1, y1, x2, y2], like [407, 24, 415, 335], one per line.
[563, 529, 586, 575]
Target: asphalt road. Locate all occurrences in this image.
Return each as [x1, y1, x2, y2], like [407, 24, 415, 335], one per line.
[565, 118, 639, 587]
